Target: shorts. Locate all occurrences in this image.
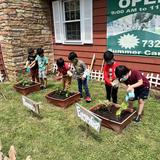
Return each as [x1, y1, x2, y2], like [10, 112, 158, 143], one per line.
[39, 70, 47, 79]
[134, 87, 150, 100]
[30, 68, 38, 81]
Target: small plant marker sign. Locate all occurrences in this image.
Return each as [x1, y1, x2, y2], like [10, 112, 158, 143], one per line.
[75, 103, 102, 133]
[22, 96, 40, 114]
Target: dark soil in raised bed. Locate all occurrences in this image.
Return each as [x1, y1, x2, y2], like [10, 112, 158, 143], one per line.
[16, 82, 36, 88]
[93, 105, 132, 123]
[48, 90, 75, 99]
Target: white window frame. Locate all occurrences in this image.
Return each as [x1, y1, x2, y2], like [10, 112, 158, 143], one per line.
[52, 0, 93, 45]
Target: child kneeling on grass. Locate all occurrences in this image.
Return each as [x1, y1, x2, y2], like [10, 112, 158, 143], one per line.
[115, 65, 150, 122]
[30, 48, 48, 89]
[56, 58, 72, 91]
[68, 52, 91, 102]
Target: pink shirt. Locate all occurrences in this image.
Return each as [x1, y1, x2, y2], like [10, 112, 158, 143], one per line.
[58, 63, 70, 75]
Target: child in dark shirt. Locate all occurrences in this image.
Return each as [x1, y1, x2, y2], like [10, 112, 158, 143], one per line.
[115, 65, 150, 122]
[25, 48, 39, 82]
[56, 58, 72, 90]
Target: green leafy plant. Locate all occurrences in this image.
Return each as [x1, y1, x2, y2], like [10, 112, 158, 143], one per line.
[116, 102, 128, 117]
[54, 87, 71, 98]
[16, 69, 32, 87]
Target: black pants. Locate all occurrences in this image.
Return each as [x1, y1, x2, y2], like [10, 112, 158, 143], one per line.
[105, 84, 118, 103]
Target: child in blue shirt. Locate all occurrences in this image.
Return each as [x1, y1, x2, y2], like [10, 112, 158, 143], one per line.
[30, 48, 48, 89]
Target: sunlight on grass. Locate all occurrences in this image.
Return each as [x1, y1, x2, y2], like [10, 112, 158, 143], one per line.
[0, 79, 160, 160]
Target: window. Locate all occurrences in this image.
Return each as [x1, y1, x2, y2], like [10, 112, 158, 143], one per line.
[52, 0, 93, 44]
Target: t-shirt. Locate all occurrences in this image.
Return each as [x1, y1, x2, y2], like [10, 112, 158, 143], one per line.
[28, 54, 38, 69]
[124, 70, 150, 90]
[103, 62, 119, 85]
[35, 55, 48, 71]
[58, 63, 70, 75]
[73, 60, 86, 78]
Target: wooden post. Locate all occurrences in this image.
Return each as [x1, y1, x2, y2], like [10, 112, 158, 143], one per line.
[85, 124, 90, 138]
[26, 155, 32, 160]
[8, 146, 16, 160]
[89, 54, 96, 71]
[100, 59, 104, 73]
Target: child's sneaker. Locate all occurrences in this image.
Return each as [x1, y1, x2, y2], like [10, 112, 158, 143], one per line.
[40, 85, 44, 90]
[133, 115, 141, 123]
[85, 97, 91, 103]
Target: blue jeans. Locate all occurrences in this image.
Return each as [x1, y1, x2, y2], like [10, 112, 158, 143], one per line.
[77, 78, 90, 97]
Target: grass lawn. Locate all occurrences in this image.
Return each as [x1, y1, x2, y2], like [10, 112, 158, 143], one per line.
[0, 78, 160, 160]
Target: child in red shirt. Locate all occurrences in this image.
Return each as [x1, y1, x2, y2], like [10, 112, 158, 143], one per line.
[103, 51, 119, 103]
[56, 58, 72, 90]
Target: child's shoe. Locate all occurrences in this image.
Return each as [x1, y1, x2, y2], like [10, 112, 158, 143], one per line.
[40, 85, 44, 90]
[85, 97, 91, 103]
[133, 115, 141, 123]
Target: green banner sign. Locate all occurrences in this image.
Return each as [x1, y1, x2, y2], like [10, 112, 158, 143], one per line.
[107, 0, 160, 57]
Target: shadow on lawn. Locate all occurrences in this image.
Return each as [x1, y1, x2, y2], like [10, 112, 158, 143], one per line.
[78, 124, 102, 142]
[46, 83, 55, 89]
[28, 110, 43, 120]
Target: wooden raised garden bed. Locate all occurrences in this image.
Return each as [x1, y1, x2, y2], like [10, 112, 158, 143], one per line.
[14, 82, 41, 95]
[46, 90, 80, 108]
[90, 104, 137, 133]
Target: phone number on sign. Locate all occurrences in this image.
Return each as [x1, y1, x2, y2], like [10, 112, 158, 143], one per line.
[142, 40, 160, 48]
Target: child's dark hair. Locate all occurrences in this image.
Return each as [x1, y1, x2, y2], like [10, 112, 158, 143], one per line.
[103, 50, 114, 62]
[68, 52, 78, 61]
[56, 58, 64, 68]
[37, 48, 44, 56]
[115, 65, 130, 79]
[28, 48, 34, 55]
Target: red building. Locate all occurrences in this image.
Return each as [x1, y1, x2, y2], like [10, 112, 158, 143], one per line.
[52, 0, 160, 75]
[0, 0, 159, 79]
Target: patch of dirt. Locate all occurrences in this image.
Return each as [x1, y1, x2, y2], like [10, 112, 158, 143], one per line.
[16, 82, 36, 88]
[93, 105, 133, 123]
[48, 90, 75, 99]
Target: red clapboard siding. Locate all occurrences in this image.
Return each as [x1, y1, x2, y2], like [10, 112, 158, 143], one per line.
[93, 16, 106, 24]
[93, 8, 106, 16]
[115, 55, 160, 74]
[52, 0, 160, 75]
[53, 0, 106, 71]
[93, 0, 106, 8]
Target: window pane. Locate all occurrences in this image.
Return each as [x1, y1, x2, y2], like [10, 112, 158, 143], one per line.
[65, 22, 80, 40]
[70, 1, 75, 10]
[76, 11, 80, 19]
[64, 2, 69, 11]
[64, 0, 80, 21]
[65, 12, 70, 21]
[76, 0, 80, 10]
